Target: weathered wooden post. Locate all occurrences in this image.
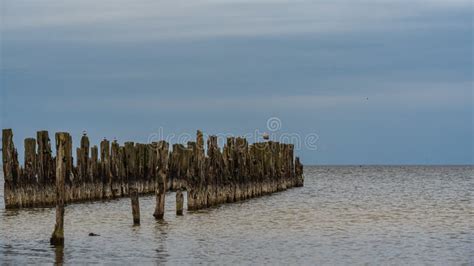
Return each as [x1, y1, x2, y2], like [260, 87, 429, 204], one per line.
[110, 140, 121, 197]
[23, 138, 37, 207]
[176, 189, 184, 215]
[154, 141, 169, 220]
[90, 145, 100, 199]
[119, 146, 127, 195]
[146, 143, 157, 194]
[78, 134, 89, 185]
[65, 134, 74, 203]
[124, 142, 140, 225]
[196, 130, 205, 209]
[100, 139, 112, 199]
[24, 138, 36, 183]
[186, 141, 197, 210]
[2, 129, 20, 208]
[50, 132, 69, 246]
[135, 143, 146, 194]
[295, 157, 304, 187]
[37, 131, 54, 206]
[37, 131, 53, 185]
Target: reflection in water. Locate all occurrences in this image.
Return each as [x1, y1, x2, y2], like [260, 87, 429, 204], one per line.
[53, 245, 64, 265]
[154, 220, 169, 263]
[0, 166, 473, 264]
[1, 244, 14, 264]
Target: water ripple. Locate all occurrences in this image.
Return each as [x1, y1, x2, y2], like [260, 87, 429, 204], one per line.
[0, 166, 473, 264]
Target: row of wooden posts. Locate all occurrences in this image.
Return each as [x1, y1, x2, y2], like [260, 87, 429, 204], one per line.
[2, 129, 304, 210]
[2, 129, 304, 244]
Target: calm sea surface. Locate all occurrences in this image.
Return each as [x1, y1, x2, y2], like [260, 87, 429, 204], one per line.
[0, 166, 472, 265]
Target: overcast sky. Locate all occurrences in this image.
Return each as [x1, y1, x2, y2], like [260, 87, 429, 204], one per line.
[1, 0, 472, 165]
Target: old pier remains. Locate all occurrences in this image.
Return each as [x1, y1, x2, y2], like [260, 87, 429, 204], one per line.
[2, 129, 304, 211]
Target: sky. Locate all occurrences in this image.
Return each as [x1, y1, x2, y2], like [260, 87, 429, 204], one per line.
[0, 0, 472, 165]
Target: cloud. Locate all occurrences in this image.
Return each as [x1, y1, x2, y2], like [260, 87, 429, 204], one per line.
[2, 0, 471, 42]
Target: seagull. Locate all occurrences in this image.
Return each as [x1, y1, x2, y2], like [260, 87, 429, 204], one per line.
[82, 130, 87, 136]
[262, 132, 270, 140]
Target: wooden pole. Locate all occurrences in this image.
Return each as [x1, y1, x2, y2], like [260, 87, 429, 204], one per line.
[110, 140, 121, 197]
[176, 189, 184, 215]
[186, 141, 197, 211]
[147, 143, 157, 194]
[37, 131, 53, 186]
[79, 134, 90, 183]
[21, 137, 37, 207]
[24, 138, 36, 184]
[50, 132, 68, 246]
[154, 141, 169, 220]
[100, 139, 111, 199]
[125, 142, 140, 225]
[37, 130, 54, 207]
[196, 130, 205, 210]
[2, 129, 20, 208]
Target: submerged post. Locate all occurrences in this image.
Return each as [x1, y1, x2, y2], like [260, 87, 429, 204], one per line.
[125, 142, 140, 225]
[50, 132, 69, 246]
[176, 189, 184, 216]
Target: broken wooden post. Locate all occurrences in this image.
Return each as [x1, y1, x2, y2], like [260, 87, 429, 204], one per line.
[50, 132, 69, 246]
[24, 138, 36, 184]
[196, 130, 206, 209]
[206, 136, 218, 207]
[37, 131, 54, 206]
[2, 129, 20, 208]
[90, 145, 100, 199]
[176, 189, 184, 215]
[100, 139, 112, 199]
[146, 143, 157, 194]
[125, 142, 140, 225]
[22, 137, 37, 207]
[186, 141, 197, 210]
[37, 131, 53, 185]
[135, 143, 146, 194]
[79, 134, 89, 183]
[110, 140, 121, 197]
[154, 141, 169, 220]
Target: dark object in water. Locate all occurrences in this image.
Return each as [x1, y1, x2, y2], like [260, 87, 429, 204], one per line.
[89, 233, 100, 237]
